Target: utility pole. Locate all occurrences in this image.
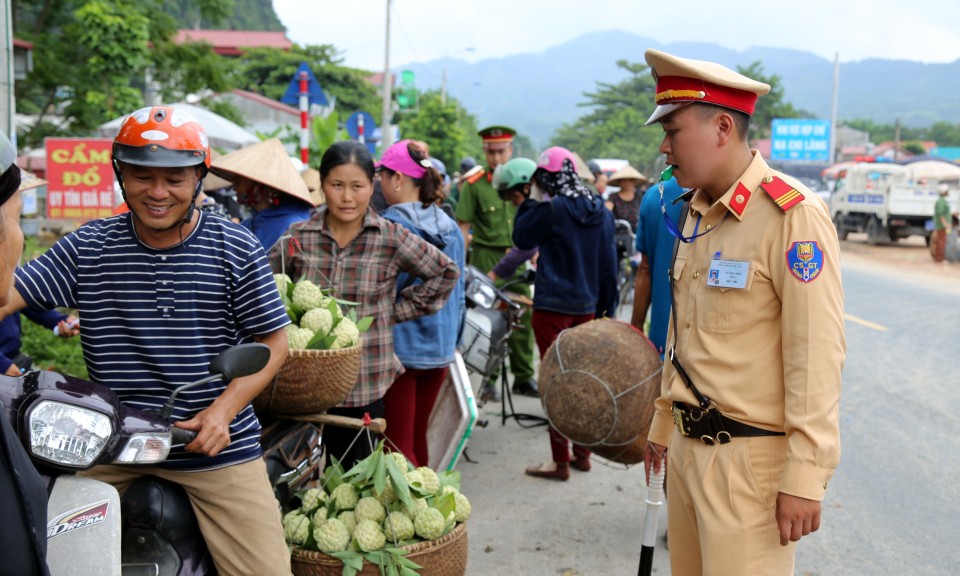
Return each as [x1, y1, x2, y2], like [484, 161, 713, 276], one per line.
[379, 0, 393, 151]
[1, 0, 16, 144]
[829, 52, 840, 165]
[894, 118, 901, 162]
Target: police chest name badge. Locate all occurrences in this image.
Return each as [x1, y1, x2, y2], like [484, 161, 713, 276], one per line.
[787, 241, 824, 283]
[707, 259, 750, 288]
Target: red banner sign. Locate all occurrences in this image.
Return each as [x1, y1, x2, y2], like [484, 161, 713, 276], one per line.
[45, 138, 115, 220]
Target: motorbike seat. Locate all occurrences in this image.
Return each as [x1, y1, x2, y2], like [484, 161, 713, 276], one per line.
[121, 476, 200, 543]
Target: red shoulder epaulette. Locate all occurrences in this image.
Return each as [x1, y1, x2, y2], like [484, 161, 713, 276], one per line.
[760, 175, 805, 212]
[463, 165, 485, 185]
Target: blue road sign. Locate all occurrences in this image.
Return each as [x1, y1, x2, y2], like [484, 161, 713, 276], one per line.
[281, 62, 329, 107]
[771, 119, 830, 161]
[346, 111, 377, 140]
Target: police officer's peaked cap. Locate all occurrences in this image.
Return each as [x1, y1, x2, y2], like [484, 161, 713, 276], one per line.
[478, 126, 516, 150]
[644, 49, 771, 126]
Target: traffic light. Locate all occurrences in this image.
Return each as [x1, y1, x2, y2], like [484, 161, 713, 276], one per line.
[395, 70, 419, 114]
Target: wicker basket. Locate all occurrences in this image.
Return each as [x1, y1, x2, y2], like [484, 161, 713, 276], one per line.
[291, 522, 468, 576]
[254, 345, 361, 416]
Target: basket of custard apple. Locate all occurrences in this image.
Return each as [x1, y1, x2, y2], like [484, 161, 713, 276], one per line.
[283, 442, 469, 576]
[255, 275, 373, 416]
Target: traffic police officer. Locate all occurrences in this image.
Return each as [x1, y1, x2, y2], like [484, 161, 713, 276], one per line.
[640, 49, 846, 575]
[455, 126, 537, 400]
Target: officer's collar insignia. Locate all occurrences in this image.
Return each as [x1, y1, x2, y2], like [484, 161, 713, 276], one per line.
[787, 241, 824, 283]
[760, 175, 805, 212]
[728, 182, 751, 217]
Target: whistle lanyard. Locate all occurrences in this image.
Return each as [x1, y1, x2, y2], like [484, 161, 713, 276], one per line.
[666, 197, 712, 410]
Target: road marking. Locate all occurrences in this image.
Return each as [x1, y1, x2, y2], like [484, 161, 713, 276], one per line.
[843, 313, 888, 332]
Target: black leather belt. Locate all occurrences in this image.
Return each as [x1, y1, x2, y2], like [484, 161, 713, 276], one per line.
[672, 402, 785, 445]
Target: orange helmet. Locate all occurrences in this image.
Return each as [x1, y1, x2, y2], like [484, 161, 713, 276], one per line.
[112, 106, 211, 173]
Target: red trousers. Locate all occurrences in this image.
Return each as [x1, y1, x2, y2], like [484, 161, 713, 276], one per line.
[531, 309, 595, 464]
[383, 366, 448, 468]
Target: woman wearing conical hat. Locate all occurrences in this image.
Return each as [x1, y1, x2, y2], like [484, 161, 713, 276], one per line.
[210, 138, 317, 250]
[605, 164, 652, 234]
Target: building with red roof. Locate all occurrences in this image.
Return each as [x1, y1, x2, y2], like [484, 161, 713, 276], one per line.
[174, 30, 292, 56]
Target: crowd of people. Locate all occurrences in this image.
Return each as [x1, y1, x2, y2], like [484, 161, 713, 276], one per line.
[0, 47, 851, 576]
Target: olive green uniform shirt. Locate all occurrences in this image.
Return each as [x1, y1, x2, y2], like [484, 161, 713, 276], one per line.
[454, 170, 516, 249]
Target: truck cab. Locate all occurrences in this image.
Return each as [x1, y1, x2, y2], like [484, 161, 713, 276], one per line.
[830, 160, 960, 245]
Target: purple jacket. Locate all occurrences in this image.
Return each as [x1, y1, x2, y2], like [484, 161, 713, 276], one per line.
[492, 247, 538, 279]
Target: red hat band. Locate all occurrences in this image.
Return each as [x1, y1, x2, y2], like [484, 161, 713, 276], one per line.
[655, 75, 759, 116]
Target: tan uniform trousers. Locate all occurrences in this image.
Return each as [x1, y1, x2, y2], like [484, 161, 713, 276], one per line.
[82, 458, 292, 576]
[667, 431, 795, 576]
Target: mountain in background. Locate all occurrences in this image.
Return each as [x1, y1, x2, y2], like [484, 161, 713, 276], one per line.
[400, 30, 960, 147]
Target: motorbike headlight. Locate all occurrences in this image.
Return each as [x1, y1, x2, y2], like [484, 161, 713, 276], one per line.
[466, 279, 497, 309]
[114, 433, 171, 464]
[28, 401, 113, 468]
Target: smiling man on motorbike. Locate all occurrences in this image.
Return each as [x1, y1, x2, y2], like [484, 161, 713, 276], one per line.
[0, 106, 294, 576]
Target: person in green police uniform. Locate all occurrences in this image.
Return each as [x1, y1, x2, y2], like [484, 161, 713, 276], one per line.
[455, 126, 538, 401]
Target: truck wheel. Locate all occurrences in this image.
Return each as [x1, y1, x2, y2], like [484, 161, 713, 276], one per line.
[865, 216, 884, 246]
[833, 213, 849, 240]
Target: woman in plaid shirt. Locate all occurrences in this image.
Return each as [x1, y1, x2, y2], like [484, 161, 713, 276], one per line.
[269, 141, 459, 467]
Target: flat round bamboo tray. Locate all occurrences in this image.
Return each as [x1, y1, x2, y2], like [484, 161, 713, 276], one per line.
[291, 522, 468, 576]
[254, 344, 360, 416]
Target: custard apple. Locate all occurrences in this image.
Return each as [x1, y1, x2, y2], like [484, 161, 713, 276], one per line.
[330, 483, 359, 511]
[413, 508, 445, 541]
[388, 451, 410, 472]
[337, 510, 357, 534]
[414, 467, 440, 495]
[383, 510, 415, 542]
[292, 280, 324, 311]
[453, 492, 471, 522]
[354, 496, 386, 524]
[282, 511, 310, 546]
[311, 506, 328, 527]
[300, 307, 334, 335]
[313, 517, 351, 553]
[330, 317, 360, 349]
[402, 497, 428, 520]
[287, 327, 315, 350]
[300, 488, 326, 513]
[354, 519, 386, 552]
[377, 479, 397, 507]
[274, 273, 293, 295]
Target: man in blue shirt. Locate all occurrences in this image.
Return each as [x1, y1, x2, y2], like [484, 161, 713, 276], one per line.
[631, 176, 684, 356]
[1, 106, 293, 575]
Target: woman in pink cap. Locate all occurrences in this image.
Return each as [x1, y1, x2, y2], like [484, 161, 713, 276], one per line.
[378, 140, 465, 467]
[514, 146, 619, 481]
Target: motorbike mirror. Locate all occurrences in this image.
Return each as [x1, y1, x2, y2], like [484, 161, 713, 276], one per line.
[209, 343, 271, 381]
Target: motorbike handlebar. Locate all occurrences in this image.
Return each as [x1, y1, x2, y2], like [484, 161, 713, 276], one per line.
[171, 427, 198, 445]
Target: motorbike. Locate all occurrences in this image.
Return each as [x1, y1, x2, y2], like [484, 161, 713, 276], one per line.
[0, 342, 324, 576]
[456, 265, 545, 428]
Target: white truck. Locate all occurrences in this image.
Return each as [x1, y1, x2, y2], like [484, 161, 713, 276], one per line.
[830, 160, 960, 245]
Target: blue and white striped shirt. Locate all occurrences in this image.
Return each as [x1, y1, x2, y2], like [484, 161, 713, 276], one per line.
[15, 211, 290, 470]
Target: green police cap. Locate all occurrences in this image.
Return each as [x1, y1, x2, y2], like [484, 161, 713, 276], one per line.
[492, 158, 537, 191]
[478, 126, 516, 150]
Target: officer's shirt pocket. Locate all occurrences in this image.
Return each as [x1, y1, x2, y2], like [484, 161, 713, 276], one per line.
[696, 263, 757, 335]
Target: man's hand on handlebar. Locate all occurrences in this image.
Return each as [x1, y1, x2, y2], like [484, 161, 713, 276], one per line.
[174, 404, 233, 457]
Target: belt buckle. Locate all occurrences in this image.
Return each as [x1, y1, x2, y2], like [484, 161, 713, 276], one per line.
[672, 405, 689, 437]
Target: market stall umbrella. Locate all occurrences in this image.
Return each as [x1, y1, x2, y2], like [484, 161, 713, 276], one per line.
[97, 103, 260, 152]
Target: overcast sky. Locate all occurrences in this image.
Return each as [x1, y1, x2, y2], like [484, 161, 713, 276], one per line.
[274, 0, 960, 71]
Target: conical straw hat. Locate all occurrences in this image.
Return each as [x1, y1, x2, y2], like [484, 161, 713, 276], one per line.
[572, 152, 595, 183]
[203, 150, 232, 191]
[608, 165, 651, 186]
[210, 138, 316, 206]
[301, 168, 324, 205]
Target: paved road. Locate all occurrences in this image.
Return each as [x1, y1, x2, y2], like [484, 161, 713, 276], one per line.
[457, 239, 960, 575]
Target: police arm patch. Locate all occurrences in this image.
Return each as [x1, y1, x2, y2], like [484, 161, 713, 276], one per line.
[786, 241, 824, 283]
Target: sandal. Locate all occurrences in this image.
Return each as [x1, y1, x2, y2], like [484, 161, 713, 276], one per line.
[525, 462, 570, 481]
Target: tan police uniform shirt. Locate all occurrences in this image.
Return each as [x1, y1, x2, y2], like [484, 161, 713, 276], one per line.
[647, 151, 846, 502]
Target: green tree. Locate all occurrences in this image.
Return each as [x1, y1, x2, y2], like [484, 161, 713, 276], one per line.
[13, 0, 235, 146]
[234, 45, 381, 124]
[550, 60, 662, 175]
[395, 90, 480, 171]
[735, 61, 814, 140]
